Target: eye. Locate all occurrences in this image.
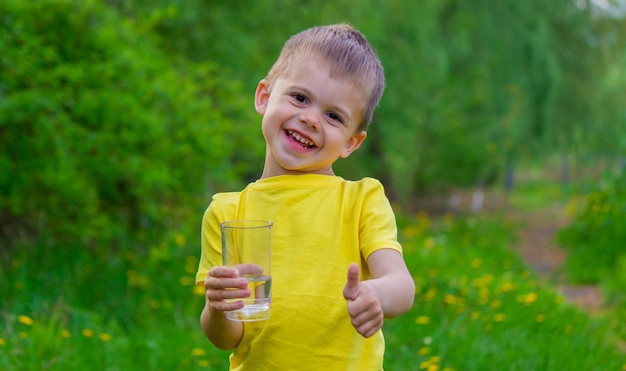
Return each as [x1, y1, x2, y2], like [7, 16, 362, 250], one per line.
[327, 112, 343, 123]
[292, 94, 307, 103]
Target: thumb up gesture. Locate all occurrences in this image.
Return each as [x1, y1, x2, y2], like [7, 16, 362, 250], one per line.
[342, 263, 384, 338]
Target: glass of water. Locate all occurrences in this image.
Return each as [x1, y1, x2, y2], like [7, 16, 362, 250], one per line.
[221, 220, 273, 321]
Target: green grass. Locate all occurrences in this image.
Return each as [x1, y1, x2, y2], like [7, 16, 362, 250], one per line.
[0, 231, 230, 370]
[387, 212, 625, 370]
[1, 209, 625, 370]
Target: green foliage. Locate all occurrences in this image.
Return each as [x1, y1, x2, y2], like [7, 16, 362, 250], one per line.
[0, 0, 263, 252]
[558, 172, 626, 283]
[105, 0, 626, 202]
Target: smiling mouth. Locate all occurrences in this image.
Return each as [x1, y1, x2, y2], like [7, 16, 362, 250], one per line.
[286, 129, 316, 148]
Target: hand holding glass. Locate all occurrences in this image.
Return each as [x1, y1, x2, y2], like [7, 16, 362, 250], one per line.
[221, 220, 273, 321]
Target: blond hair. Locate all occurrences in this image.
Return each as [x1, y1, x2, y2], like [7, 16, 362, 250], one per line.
[265, 24, 384, 131]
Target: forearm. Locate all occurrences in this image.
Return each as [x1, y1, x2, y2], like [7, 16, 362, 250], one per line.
[364, 271, 415, 318]
[200, 299, 243, 350]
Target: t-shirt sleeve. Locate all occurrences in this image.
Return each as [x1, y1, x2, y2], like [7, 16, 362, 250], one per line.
[196, 201, 224, 284]
[359, 178, 403, 260]
[196, 192, 242, 284]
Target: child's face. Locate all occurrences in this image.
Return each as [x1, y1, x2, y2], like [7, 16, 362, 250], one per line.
[255, 58, 367, 177]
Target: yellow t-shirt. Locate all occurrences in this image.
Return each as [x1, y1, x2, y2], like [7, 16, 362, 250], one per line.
[196, 174, 402, 370]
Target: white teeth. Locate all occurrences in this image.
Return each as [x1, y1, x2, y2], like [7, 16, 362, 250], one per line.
[287, 130, 314, 146]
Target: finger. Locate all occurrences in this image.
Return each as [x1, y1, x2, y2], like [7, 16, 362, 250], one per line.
[343, 263, 361, 301]
[233, 263, 264, 276]
[357, 320, 382, 338]
[349, 302, 383, 328]
[210, 299, 245, 312]
[208, 266, 240, 279]
[205, 276, 248, 291]
[207, 287, 250, 301]
[207, 266, 248, 287]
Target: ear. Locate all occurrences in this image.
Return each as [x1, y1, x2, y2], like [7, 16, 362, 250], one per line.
[340, 130, 367, 158]
[254, 79, 270, 115]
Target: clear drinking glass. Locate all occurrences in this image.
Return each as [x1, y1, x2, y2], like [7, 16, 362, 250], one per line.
[221, 220, 273, 321]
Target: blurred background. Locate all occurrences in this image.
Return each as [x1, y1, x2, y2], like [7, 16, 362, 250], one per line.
[1, 0, 625, 369]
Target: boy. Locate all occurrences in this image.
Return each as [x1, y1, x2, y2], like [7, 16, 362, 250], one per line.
[196, 23, 415, 370]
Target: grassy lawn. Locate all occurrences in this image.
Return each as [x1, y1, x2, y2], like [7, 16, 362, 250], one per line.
[1, 187, 625, 370]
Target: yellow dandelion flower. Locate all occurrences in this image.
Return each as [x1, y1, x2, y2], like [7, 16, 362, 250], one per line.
[493, 313, 506, 322]
[479, 288, 490, 304]
[175, 233, 186, 247]
[99, 333, 112, 342]
[525, 292, 538, 305]
[424, 287, 437, 301]
[471, 311, 481, 320]
[192, 348, 206, 357]
[416, 316, 430, 325]
[61, 330, 71, 338]
[443, 294, 457, 305]
[428, 365, 440, 371]
[418, 347, 430, 356]
[425, 237, 435, 249]
[490, 300, 502, 309]
[430, 356, 441, 364]
[18, 315, 33, 326]
[198, 360, 210, 367]
[471, 258, 482, 268]
[535, 314, 545, 323]
[19, 332, 28, 339]
[0, 338, 5, 346]
[193, 285, 206, 296]
[127, 270, 148, 289]
[82, 329, 94, 337]
[402, 226, 418, 238]
[501, 282, 515, 292]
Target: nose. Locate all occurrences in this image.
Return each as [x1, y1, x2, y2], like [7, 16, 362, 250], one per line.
[299, 109, 321, 131]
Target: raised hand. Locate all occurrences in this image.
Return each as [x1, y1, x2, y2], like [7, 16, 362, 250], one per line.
[342, 263, 384, 338]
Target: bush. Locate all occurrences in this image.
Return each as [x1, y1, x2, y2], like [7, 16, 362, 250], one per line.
[0, 0, 263, 253]
[557, 171, 626, 284]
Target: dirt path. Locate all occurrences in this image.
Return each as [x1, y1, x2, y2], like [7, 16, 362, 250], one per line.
[424, 188, 605, 313]
[504, 200, 604, 312]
